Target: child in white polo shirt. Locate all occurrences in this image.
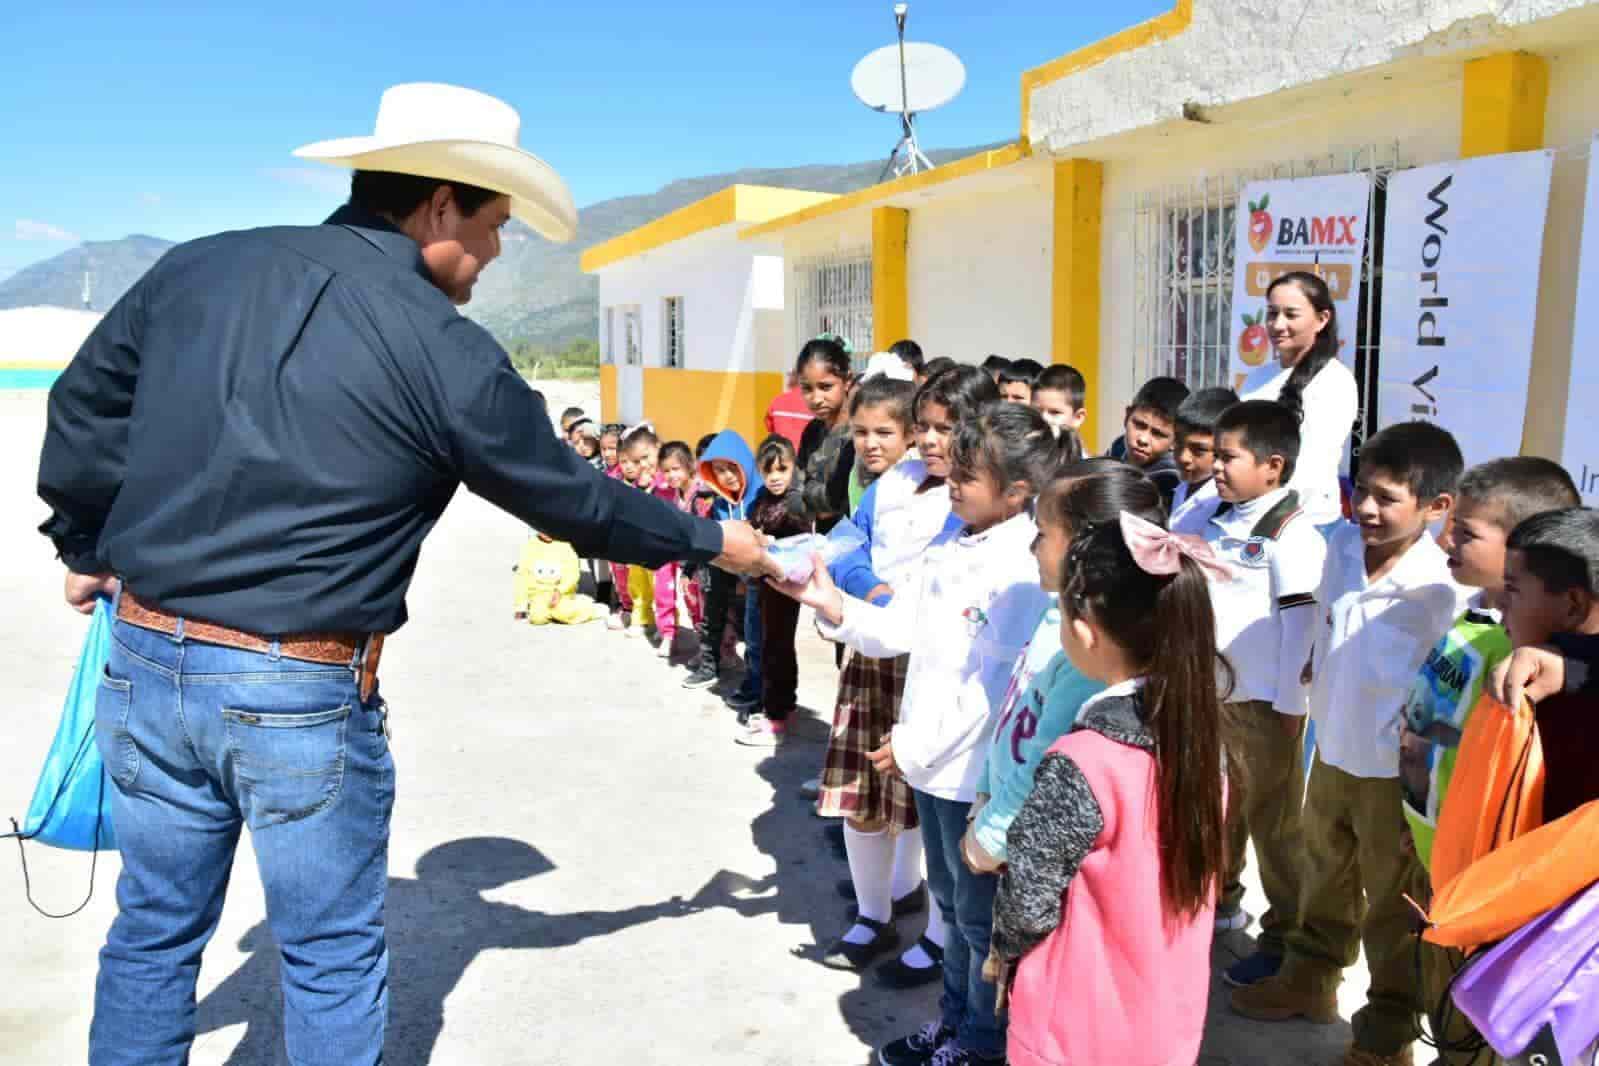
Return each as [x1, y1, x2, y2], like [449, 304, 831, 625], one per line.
[1234, 421, 1468, 1066]
[1201, 400, 1326, 986]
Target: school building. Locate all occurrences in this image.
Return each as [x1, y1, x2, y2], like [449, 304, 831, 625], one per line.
[586, 0, 1599, 455]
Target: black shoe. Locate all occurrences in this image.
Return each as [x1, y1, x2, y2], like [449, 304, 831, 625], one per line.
[724, 688, 759, 711]
[838, 878, 928, 919]
[820, 916, 901, 971]
[878, 1021, 954, 1066]
[875, 936, 945, 989]
[681, 660, 718, 689]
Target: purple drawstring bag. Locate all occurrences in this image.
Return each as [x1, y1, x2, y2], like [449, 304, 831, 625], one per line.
[1451, 877, 1599, 1064]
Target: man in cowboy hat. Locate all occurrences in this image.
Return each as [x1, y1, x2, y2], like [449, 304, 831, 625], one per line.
[37, 83, 775, 1066]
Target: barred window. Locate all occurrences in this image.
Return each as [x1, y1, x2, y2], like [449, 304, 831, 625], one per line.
[795, 250, 872, 365]
[663, 297, 684, 368]
[620, 305, 641, 367]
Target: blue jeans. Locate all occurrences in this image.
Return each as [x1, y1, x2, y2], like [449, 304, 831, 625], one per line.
[734, 586, 763, 700]
[915, 789, 1005, 1056]
[89, 618, 395, 1066]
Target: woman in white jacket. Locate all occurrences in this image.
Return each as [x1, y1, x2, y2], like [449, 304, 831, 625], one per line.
[776, 402, 1073, 1066]
[1238, 270, 1358, 530]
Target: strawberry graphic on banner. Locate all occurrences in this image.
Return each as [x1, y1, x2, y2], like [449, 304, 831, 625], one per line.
[1227, 173, 1371, 387]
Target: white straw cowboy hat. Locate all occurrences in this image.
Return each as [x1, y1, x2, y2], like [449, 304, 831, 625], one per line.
[294, 82, 578, 243]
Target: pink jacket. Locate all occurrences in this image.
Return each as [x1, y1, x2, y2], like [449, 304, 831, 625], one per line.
[994, 687, 1215, 1066]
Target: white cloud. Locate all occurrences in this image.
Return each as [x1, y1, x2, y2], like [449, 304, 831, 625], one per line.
[14, 219, 80, 242]
[262, 166, 350, 196]
[139, 192, 162, 207]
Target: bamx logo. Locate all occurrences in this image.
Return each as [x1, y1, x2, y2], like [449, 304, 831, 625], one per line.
[1276, 215, 1361, 247]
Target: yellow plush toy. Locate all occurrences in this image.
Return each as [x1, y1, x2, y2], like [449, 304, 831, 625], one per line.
[514, 534, 605, 625]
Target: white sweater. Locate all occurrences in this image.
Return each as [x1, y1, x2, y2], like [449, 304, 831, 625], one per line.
[1239, 357, 1359, 526]
[819, 512, 1049, 800]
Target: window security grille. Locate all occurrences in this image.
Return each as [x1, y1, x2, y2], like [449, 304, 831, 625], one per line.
[794, 250, 873, 368]
[664, 297, 684, 368]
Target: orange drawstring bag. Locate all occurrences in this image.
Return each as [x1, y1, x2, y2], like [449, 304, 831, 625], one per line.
[1428, 693, 1545, 894]
[1423, 799, 1599, 951]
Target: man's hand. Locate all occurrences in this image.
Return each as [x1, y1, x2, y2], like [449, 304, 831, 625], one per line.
[768, 554, 845, 626]
[713, 521, 781, 581]
[1489, 645, 1566, 709]
[65, 572, 119, 615]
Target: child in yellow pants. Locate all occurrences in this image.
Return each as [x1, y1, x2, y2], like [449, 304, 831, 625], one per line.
[627, 564, 655, 636]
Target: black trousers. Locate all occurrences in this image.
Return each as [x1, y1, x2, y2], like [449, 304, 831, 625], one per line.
[700, 567, 744, 671]
[758, 585, 800, 721]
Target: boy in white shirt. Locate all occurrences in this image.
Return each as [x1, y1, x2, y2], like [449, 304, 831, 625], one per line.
[1170, 387, 1239, 534]
[1201, 400, 1326, 986]
[1234, 421, 1468, 1066]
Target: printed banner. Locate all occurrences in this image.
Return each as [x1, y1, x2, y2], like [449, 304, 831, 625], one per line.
[1562, 137, 1599, 503]
[1377, 151, 1554, 469]
[1228, 172, 1371, 387]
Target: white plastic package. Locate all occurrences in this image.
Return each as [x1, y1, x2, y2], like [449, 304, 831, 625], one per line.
[766, 521, 868, 584]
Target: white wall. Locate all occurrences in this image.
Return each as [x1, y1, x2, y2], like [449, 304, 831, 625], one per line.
[1027, 0, 1593, 154]
[906, 163, 1053, 364]
[595, 223, 778, 375]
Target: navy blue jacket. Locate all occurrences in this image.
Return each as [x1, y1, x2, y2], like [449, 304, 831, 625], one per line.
[36, 204, 722, 635]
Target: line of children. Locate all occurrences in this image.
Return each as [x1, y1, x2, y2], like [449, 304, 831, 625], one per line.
[559, 345, 1599, 1066]
[778, 402, 1070, 1066]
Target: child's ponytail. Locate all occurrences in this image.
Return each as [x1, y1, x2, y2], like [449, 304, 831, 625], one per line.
[1061, 518, 1233, 920]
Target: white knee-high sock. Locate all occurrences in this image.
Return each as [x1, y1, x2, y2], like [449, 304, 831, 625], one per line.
[843, 824, 895, 943]
[891, 827, 925, 899]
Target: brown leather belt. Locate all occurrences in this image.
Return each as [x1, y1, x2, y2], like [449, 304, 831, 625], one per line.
[116, 590, 385, 701]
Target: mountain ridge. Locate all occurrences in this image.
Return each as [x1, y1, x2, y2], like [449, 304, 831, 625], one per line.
[0, 141, 1002, 347]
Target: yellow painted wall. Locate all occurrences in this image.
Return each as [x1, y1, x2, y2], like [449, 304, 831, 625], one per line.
[599, 365, 618, 425]
[1051, 159, 1104, 452]
[640, 368, 787, 450]
[871, 207, 909, 351]
[1461, 52, 1549, 159]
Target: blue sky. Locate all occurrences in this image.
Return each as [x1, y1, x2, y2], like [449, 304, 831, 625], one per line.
[1, 1, 1169, 281]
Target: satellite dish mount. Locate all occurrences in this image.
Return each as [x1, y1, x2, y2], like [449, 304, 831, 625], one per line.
[851, 5, 966, 183]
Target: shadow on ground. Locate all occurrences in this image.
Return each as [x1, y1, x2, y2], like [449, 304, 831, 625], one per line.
[194, 836, 700, 1066]
[681, 701, 943, 1066]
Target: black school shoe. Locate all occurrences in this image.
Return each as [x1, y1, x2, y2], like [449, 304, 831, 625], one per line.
[836, 878, 928, 919]
[820, 916, 901, 971]
[878, 1022, 954, 1066]
[681, 658, 719, 689]
[874, 936, 944, 989]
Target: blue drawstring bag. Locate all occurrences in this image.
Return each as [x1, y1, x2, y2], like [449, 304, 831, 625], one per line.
[5, 597, 117, 916]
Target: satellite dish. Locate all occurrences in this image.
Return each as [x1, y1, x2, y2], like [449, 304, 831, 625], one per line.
[851, 43, 966, 115]
[851, 6, 966, 181]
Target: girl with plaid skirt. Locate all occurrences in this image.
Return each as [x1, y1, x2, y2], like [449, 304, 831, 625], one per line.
[820, 368, 994, 987]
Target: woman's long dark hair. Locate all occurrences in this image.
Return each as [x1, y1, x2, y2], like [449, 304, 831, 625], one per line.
[1061, 520, 1234, 920]
[1267, 271, 1339, 420]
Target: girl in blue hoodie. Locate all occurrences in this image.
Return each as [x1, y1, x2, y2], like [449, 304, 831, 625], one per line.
[961, 461, 1165, 873]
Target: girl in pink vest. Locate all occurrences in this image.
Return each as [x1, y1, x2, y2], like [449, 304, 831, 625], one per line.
[987, 511, 1234, 1066]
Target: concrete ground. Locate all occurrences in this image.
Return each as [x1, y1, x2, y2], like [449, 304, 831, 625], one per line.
[1, 384, 1384, 1065]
